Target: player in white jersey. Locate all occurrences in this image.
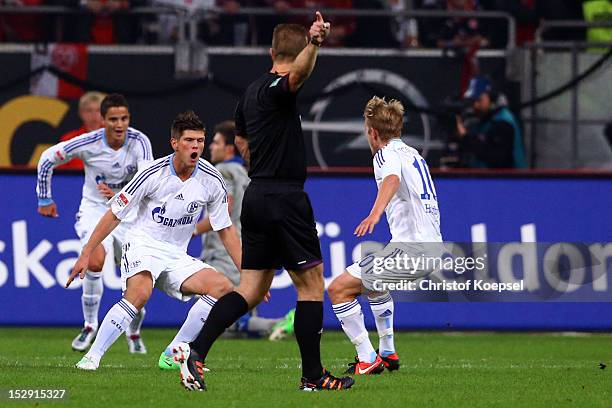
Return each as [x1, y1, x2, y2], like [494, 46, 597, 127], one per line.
[327, 96, 443, 375]
[36, 94, 153, 353]
[65, 111, 240, 375]
[158, 121, 282, 370]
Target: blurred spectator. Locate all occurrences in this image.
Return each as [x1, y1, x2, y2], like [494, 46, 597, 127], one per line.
[150, 0, 215, 44]
[535, 0, 584, 41]
[388, 0, 419, 47]
[0, 0, 50, 43]
[66, 0, 145, 44]
[481, 0, 536, 46]
[314, 0, 355, 47]
[419, 0, 490, 50]
[347, 0, 398, 47]
[57, 91, 105, 170]
[255, 0, 355, 46]
[456, 75, 527, 168]
[149, 0, 250, 45]
[200, 0, 252, 45]
[253, 0, 295, 45]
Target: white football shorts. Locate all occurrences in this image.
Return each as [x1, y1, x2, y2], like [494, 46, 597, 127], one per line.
[120, 231, 214, 301]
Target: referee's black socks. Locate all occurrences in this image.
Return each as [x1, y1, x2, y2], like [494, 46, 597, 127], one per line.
[294, 300, 324, 380]
[190, 291, 248, 359]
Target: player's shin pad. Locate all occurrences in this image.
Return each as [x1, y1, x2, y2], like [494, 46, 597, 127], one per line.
[377, 327, 393, 339]
[351, 332, 369, 346]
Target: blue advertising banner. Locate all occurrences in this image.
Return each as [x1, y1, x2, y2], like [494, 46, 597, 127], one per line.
[1, 173, 611, 330]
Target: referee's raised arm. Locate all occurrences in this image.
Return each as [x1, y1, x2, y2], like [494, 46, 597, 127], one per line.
[287, 11, 331, 92]
[183, 11, 355, 392]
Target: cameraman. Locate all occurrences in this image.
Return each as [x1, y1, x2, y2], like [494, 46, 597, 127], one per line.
[456, 76, 527, 169]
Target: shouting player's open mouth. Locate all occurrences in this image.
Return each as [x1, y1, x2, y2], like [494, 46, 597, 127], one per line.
[190, 152, 198, 163]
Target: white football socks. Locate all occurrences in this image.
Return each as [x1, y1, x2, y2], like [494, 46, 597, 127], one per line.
[332, 299, 376, 363]
[167, 295, 217, 349]
[86, 298, 137, 364]
[127, 307, 146, 336]
[82, 271, 103, 329]
[368, 292, 396, 356]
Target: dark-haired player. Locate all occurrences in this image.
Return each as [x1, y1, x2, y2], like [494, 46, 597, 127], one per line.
[37, 93, 152, 353]
[158, 121, 282, 370]
[65, 111, 241, 371]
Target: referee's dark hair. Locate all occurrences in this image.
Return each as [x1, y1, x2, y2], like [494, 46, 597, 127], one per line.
[101, 93, 129, 117]
[272, 24, 308, 62]
[171, 110, 205, 140]
[214, 120, 236, 147]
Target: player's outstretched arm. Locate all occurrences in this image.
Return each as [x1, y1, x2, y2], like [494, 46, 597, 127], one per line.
[36, 134, 92, 217]
[36, 143, 67, 218]
[288, 11, 330, 92]
[354, 175, 400, 237]
[217, 225, 242, 272]
[66, 210, 121, 288]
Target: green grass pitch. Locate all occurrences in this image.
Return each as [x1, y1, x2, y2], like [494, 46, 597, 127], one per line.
[0, 328, 610, 407]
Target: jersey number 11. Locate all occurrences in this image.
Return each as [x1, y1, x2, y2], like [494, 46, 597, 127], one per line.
[412, 158, 437, 201]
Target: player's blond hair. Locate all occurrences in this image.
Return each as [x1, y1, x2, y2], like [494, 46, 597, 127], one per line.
[363, 96, 404, 141]
[78, 91, 105, 110]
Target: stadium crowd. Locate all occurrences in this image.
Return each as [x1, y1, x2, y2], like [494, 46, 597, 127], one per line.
[0, 0, 590, 47]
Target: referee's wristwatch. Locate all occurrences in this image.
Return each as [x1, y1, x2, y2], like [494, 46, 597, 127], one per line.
[310, 37, 323, 47]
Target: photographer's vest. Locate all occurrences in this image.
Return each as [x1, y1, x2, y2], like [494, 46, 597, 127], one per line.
[474, 107, 527, 169]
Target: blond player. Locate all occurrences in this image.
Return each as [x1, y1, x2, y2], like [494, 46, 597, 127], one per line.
[328, 96, 443, 375]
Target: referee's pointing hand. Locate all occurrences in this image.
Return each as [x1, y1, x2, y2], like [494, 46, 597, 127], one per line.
[310, 11, 330, 44]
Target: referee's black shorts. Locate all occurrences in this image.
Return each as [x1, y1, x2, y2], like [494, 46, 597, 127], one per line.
[241, 180, 322, 271]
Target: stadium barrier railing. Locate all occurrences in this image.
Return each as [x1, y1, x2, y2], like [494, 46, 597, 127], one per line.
[523, 20, 612, 169]
[0, 5, 516, 50]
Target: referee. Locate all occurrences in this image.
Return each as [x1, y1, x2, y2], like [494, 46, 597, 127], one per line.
[182, 12, 355, 392]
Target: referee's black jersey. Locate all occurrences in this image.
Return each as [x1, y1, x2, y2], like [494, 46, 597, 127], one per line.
[235, 72, 306, 183]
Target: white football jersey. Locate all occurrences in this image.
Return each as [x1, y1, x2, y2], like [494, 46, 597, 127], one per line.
[36, 127, 153, 214]
[110, 155, 232, 252]
[373, 138, 442, 243]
